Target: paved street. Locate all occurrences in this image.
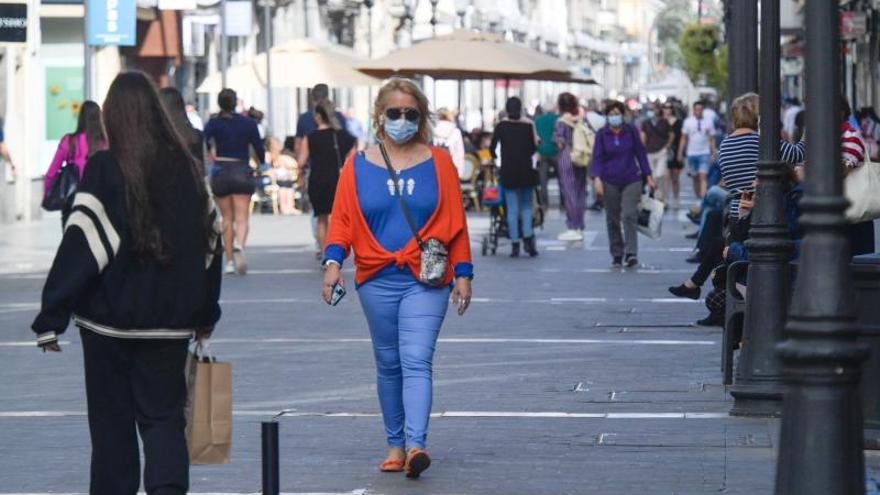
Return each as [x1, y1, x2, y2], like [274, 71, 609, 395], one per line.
[2, 203, 878, 494]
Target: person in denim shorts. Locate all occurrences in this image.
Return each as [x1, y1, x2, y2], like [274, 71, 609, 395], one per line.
[677, 101, 716, 199]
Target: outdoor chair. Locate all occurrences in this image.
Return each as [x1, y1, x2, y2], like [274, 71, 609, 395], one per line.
[722, 261, 748, 385]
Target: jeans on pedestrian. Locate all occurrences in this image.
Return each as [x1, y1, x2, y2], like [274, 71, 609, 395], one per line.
[504, 187, 534, 242]
[604, 181, 642, 257]
[81, 329, 189, 495]
[358, 270, 451, 450]
[697, 186, 728, 242]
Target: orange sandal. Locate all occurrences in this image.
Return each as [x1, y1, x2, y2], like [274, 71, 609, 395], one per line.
[379, 457, 405, 473]
[404, 448, 431, 479]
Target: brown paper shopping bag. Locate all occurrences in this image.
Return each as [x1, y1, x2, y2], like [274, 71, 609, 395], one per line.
[185, 342, 233, 465]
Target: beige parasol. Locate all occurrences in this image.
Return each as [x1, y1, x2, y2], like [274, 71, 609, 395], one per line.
[356, 29, 596, 83]
[197, 39, 380, 93]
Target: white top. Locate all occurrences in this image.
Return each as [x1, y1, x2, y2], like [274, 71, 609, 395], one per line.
[782, 105, 802, 137]
[682, 116, 715, 157]
[433, 120, 466, 177]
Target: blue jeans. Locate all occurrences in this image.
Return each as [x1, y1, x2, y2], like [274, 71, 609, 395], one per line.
[357, 270, 451, 449]
[687, 154, 712, 175]
[697, 185, 728, 243]
[505, 187, 534, 242]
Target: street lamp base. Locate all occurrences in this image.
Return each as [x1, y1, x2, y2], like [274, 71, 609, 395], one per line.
[729, 383, 783, 417]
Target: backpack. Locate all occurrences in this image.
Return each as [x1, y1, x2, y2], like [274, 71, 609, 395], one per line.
[562, 117, 595, 168]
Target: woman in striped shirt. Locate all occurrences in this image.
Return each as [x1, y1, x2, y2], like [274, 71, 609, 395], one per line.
[668, 93, 805, 302]
[841, 96, 875, 256]
[717, 93, 805, 219]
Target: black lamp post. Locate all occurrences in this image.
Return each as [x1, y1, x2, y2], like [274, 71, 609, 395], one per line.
[364, 0, 373, 57]
[727, 0, 786, 418]
[430, 0, 439, 36]
[727, 0, 758, 98]
[774, 1, 868, 493]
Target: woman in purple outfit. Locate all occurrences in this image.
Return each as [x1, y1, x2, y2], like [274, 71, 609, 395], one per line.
[552, 92, 587, 241]
[592, 100, 655, 268]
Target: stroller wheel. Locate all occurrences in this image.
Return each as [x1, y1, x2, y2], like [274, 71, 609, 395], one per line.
[481, 237, 488, 256]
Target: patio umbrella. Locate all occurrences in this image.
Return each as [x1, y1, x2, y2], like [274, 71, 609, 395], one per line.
[356, 29, 596, 83]
[197, 39, 380, 93]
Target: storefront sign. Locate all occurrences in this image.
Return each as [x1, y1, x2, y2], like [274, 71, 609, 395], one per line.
[841, 11, 868, 40]
[0, 3, 27, 44]
[87, 0, 136, 46]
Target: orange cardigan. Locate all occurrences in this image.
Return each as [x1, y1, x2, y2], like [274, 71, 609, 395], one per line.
[325, 147, 472, 286]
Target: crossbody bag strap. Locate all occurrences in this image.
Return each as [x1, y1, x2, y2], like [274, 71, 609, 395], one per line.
[379, 142, 425, 249]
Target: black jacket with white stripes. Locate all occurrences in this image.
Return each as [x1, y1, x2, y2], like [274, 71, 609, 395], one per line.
[32, 150, 222, 345]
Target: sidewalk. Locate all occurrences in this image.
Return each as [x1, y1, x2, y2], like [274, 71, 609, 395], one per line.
[0, 204, 875, 494]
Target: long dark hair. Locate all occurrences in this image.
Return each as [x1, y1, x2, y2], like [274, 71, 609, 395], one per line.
[159, 87, 203, 166]
[102, 71, 209, 263]
[73, 100, 106, 158]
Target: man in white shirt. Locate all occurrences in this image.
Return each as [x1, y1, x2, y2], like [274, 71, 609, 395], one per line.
[677, 101, 716, 199]
[782, 98, 802, 142]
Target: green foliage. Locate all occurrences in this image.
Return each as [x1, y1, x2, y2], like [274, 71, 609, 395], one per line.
[679, 24, 727, 97]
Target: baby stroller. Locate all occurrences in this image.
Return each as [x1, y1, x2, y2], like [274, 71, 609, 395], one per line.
[480, 165, 545, 256]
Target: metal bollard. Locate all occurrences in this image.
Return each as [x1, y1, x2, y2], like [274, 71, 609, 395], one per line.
[261, 421, 280, 495]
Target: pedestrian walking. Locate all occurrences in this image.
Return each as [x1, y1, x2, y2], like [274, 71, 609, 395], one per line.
[840, 96, 876, 257]
[490, 96, 539, 257]
[266, 137, 301, 215]
[534, 104, 559, 208]
[592, 100, 655, 268]
[204, 88, 265, 275]
[298, 100, 356, 252]
[31, 71, 222, 495]
[433, 108, 466, 177]
[44, 100, 107, 222]
[321, 78, 473, 479]
[640, 102, 673, 203]
[160, 87, 205, 173]
[677, 101, 716, 199]
[665, 101, 684, 209]
[553, 92, 590, 241]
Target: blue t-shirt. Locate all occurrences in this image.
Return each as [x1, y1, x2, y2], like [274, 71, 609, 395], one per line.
[295, 110, 348, 138]
[324, 153, 473, 282]
[203, 114, 265, 162]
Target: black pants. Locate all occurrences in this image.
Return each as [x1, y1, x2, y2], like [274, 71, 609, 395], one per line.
[81, 329, 189, 495]
[692, 236, 725, 287]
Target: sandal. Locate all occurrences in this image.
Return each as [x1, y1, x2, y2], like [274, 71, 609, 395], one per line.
[379, 457, 404, 473]
[404, 448, 431, 479]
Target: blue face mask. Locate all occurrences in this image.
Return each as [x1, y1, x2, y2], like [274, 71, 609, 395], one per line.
[384, 118, 419, 144]
[608, 115, 623, 127]
[645, 110, 656, 119]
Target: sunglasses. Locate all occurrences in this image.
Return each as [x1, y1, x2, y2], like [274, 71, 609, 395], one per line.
[385, 107, 421, 122]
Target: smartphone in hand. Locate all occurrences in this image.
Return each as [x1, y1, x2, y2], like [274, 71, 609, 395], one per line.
[330, 283, 346, 306]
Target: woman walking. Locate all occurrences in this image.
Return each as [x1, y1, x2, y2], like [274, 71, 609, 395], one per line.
[204, 87, 265, 275]
[665, 102, 685, 209]
[592, 100, 655, 268]
[321, 78, 473, 479]
[160, 87, 205, 173]
[298, 100, 356, 251]
[32, 71, 222, 495]
[491, 96, 539, 257]
[44, 100, 107, 221]
[553, 92, 587, 241]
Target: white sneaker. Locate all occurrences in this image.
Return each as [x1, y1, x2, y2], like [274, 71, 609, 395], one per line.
[557, 229, 584, 241]
[224, 261, 235, 275]
[233, 243, 247, 275]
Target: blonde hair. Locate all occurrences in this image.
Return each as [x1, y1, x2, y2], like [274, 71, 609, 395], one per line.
[372, 78, 433, 143]
[730, 92, 759, 130]
[437, 107, 454, 122]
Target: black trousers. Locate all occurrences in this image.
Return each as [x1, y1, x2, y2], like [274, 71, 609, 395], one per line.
[80, 329, 190, 495]
[692, 236, 725, 287]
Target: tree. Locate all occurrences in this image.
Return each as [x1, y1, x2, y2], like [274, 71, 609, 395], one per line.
[679, 23, 728, 97]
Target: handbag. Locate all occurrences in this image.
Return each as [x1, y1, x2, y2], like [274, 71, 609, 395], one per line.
[845, 160, 880, 223]
[379, 143, 449, 286]
[637, 189, 664, 239]
[185, 340, 233, 465]
[482, 184, 500, 203]
[42, 135, 80, 212]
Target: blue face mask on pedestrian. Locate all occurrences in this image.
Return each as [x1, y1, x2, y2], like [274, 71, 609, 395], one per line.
[608, 115, 623, 127]
[385, 118, 418, 144]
